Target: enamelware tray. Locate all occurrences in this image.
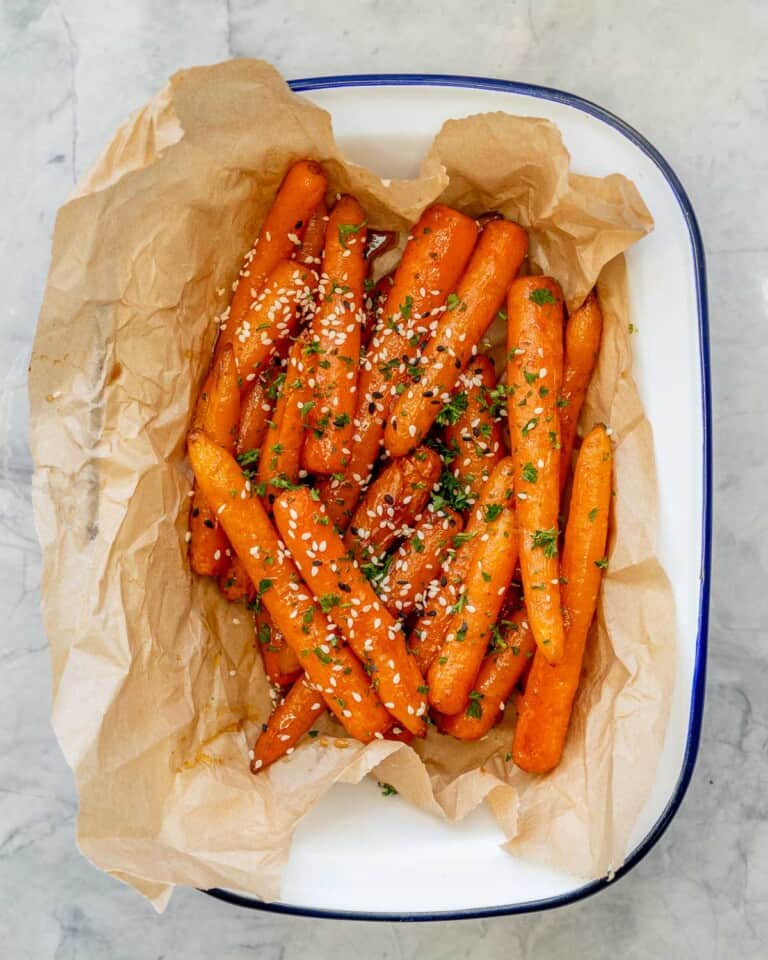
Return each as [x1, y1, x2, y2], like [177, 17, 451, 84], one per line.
[205, 74, 710, 921]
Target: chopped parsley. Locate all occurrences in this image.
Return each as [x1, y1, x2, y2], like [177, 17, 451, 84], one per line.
[435, 391, 469, 426]
[521, 462, 538, 484]
[378, 781, 398, 796]
[319, 593, 341, 613]
[466, 691, 484, 719]
[338, 220, 367, 247]
[484, 503, 504, 522]
[529, 287, 556, 306]
[522, 417, 539, 437]
[588, 507, 599, 523]
[531, 528, 559, 558]
[595, 557, 609, 569]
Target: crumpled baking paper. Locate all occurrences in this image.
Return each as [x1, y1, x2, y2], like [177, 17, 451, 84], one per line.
[29, 58, 673, 909]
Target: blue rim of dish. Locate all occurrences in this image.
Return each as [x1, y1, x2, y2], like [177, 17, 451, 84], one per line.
[204, 73, 711, 922]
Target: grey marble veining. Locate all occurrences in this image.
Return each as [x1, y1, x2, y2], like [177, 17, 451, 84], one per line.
[1, 1, 766, 956]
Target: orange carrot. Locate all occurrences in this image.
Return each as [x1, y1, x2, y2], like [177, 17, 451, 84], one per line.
[237, 376, 275, 457]
[379, 507, 463, 617]
[254, 607, 302, 687]
[302, 196, 367, 473]
[187, 430, 389, 742]
[296, 198, 328, 269]
[272, 487, 428, 736]
[322, 206, 478, 527]
[438, 607, 535, 740]
[443, 355, 506, 508]
[559, 290, 603, 490]
[344, 446, 441, 567]
[409, 461, 515, 674]
[232, 260, 317, 383]
[386, 220, 528, 455]
[188, 345, 240, 577]
[256, 330, 313, 509]
[215, 160, 327, 360]
[251, 675, 327, 771]
[218, 554, 255, 603]
[513, 424, 612, 773]
[506, 276, 566, 664]
[428, 458, 518, 715]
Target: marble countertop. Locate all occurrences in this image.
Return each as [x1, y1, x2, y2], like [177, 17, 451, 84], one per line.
[2, 1, 765, 956]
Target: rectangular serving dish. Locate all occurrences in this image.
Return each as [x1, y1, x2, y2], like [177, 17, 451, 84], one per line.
[206, 74, 711, 921]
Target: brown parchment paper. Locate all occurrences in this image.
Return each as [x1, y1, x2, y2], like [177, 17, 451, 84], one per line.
[29, 59, 675, 910]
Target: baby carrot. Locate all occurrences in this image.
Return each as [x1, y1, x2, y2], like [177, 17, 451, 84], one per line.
[409, 460, 514, 674]
[302, 195, 367, 473]
[236, 376, 276, 457]
[506, 276, 566, 664]
[344, 446, 441, 567]
[438, 607, 535, 740]
[215, 160, 327, 359]
[559, 291, 603, 490]
[251, 675, 326, 771]
[378, 507, 463, 617]
[256, 330, 313, 509]
[187, 430, 389, 742]
[428, 458, 518, 715]
[188, 345, 240, 577]
[326, 206, 478, 525]
[296, 197, 328, 269]
[232, 261, 316, 384]
[443, 355, 505, 508]
[273, 487, 428, 737]
[386, 220, 527, 455]
[513, 425, 612, 773]
[254, 607, 302, 687]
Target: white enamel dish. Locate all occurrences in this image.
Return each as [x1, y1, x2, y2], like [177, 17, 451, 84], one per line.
[205, 75, 711, 920]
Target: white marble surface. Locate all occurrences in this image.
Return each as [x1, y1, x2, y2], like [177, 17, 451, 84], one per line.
[1, 0, 765, 956]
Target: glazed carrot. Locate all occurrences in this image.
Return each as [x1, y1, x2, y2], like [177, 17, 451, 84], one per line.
[409, 461, 515, 674]
[254, 607, 302, 687]
[344, 446, 441, 567]
[386, 220, 528, 455]
[296, 198, 328, 269]
[438, 607, 535, 740]
[232, 260, 317, 383]
[428, 458, 518, 715]
[273, 487, 428, 736]
[188, 345, 240, 577]
[302, 196, 367, 473]
[251, 675, 326, 771]
[187, 430, 390, 742]
[443, 355, 506, 508]
[215, 160, 327, 359]
[219, 553, 255, 603]
[506, 276, 566, 664]
[323, 206, 478, 527]
[256, 330, 313, 509]
[236, 376, 275, 456]
[513, 425, 612, 773]
[559, 290, 603, 490]
[379, 507, 463, 617]
[362, 270, 395, 348]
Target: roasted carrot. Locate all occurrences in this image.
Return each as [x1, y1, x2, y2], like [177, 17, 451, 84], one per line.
[296, 198, 328, 269]
[237, 376, 276, 457]
[256, 330, 313, 509]
[215, 160, 327, 359]
[506, 276, 566, 664]
[302, 196, 367, 473]
[443, 355, 506, 508]
[232, 260, 317, 383]
[254, 607, 302, 687]
[379, 507, 463, 617]
[559, 290, 603, 490]
[386, 220, 528, 455]
[251, 675, 326, 771]
[428, 458, 518, 715]
[513, 425, 612, 773]
[344, 446, 441, 567]
[409, 461, 515, 674]
[438, 607, 535, 740]
[322, 206, 478, 527]
[187, 430, 389, 741]
[272, 487, 428, 736]
[219, 553, 255, 603]
[188, 345, 240, 577]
